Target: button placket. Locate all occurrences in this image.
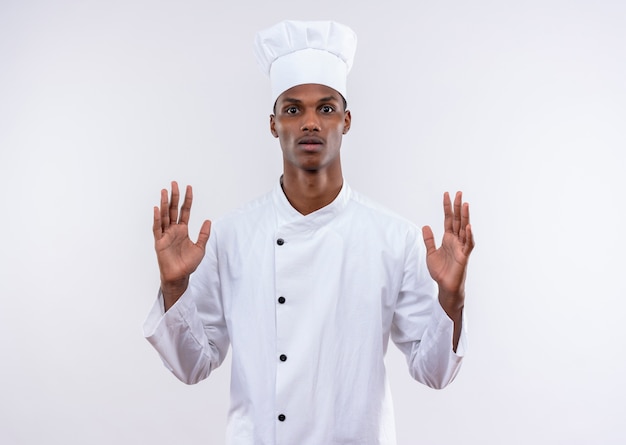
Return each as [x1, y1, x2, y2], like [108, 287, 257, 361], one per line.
[274, 229, 298, 438]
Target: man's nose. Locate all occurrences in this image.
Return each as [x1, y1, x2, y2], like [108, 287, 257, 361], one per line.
[300, 110, 320, 132]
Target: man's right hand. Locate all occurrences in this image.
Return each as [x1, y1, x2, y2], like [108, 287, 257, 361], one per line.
[152, 181, 211, 311]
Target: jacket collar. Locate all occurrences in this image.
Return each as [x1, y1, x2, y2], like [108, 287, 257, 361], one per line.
[272, 176, 351, 230]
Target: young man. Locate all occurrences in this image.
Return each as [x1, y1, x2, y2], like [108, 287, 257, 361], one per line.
[144, 20, 474, 444]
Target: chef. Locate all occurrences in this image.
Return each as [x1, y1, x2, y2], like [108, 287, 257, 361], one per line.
[144, 20, 475, 445]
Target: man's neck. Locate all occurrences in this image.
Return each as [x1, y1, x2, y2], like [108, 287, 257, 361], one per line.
[280, 169, 343, 215]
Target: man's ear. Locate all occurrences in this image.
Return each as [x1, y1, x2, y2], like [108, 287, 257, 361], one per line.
[342, 110, 352, 135]
[270, 115, 278, 138]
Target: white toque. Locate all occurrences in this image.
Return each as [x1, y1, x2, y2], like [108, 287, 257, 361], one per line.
[254, 20, 357, 105]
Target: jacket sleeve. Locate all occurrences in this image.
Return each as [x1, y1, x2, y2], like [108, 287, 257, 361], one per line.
[390, 228, 467, 389]
[143, 235, 230, 384]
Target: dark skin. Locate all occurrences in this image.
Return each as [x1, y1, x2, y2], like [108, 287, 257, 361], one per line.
[153, 83, 474, 351]
[269, 83, 351, 215]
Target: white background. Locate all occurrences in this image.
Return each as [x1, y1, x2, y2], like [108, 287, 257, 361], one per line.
[1, 0, 625, 444]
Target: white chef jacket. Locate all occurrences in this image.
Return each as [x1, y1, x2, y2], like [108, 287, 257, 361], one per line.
[144, 180, 466, 445]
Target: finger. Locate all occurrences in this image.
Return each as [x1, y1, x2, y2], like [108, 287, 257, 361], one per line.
[463, 223, 475, 257]
[443, 192, 453, 233]
[459, 202, 470, 244]
[160, 188, 170, 230]
[179, 185, 193, 225]
[169, 181, 180, 224]
[422, 225, 437, 255]
[195, 220, 212, 250]
[452, 191, 462, 235]
[152, 206, 163, 241]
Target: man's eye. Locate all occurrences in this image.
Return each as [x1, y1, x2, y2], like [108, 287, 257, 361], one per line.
[320, 105, 334, 113]
[285, 106, 298, 114]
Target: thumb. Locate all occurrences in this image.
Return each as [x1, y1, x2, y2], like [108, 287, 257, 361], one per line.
[422, 225, 436, 255]
[195, 220, 212, 250]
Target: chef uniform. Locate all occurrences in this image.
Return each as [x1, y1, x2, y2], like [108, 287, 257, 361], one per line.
[144, 20, 466, 445]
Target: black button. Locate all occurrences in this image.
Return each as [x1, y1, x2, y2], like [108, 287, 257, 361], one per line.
[279, 354, 287, 362]
[278, 296, 286, 304]
[278, 414, 286, 422]
[276, 238, 284, 246]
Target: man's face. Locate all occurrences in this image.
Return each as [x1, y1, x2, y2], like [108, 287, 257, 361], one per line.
[270, 84, 351, 174]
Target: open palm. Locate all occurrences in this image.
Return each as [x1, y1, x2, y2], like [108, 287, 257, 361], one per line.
[422, 191, 474, 297]
[152, 181, 211, 307]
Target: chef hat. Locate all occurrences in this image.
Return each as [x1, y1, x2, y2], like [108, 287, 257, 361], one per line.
[254, 20, 357, 105]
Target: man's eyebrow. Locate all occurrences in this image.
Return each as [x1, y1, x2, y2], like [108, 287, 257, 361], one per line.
[317, 96, 341, 104]
[280, 96, 341, 105]
[280, 97, 302, 104]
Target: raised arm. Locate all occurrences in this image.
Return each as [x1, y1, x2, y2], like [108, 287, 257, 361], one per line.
[152, 181, 212, 311]
[422, 191, 475, 352]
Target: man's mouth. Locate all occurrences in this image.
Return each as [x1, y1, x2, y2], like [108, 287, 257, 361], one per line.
[298, 137, 324, 150]
[298, 137, 323, 144]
